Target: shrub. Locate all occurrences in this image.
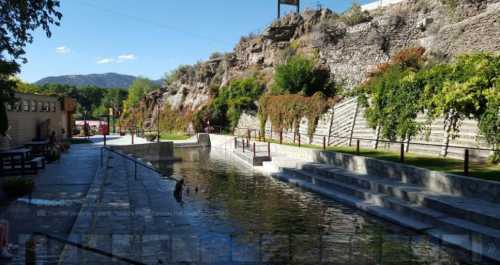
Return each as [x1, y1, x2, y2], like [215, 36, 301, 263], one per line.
[2, 177, 34, 198]
[144, 133, 158, 142]
[193, 76, 265, 132]
[340, 3, 372, 26]
[259, 92, 333, 139]
[272, 55, 336, 96]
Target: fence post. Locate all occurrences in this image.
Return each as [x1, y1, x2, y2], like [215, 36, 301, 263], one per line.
[131, 131, 134, 145]
[134, 162, 137, 181]
[298, 133, 301, 148]
[253, 143, 256, 158]
[356, 139, 360, 155]
[243, 140, 245, 152]
[280, 130, 283, 144]
[464, 149, 469, 176]
[104, 134, 107, 146]
[268, 142, 271, 158]
[234, 138, 237, 149]
[400, 143, 405, 163]
[323, 136, 326, 151]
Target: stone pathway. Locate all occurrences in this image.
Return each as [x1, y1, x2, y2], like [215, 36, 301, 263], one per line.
[0, 144, 100, 264]
[58, 148, 197, 264]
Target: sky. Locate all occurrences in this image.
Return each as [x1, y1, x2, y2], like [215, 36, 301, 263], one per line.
[20, 0, 373, 83]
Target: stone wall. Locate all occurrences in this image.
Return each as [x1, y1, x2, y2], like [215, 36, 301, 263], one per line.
[235, 97, 494, 161]
[111, 142, 174, 161]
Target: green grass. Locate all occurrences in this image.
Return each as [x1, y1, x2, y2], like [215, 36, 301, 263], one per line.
[160, 133, 191, 141]
[263, 139, 500, 181]
[69, 138, 92, 144]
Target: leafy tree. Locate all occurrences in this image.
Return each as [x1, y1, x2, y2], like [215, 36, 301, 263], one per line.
[102, 88, 128, 118]
[272, 55, 335, 96]
[358, 48, 427, 141]
[200, 76, 265, 131]
[0, 0, 62, 135]
[422, 53, 499, 155]
[479, 85, 500, 162]
[125, 78, 157, 109]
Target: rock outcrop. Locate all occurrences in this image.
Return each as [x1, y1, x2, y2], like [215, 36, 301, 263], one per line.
[143, 0, 500, 126]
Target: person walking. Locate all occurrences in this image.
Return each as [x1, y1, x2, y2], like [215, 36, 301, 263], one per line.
[0, 220, 15, 259]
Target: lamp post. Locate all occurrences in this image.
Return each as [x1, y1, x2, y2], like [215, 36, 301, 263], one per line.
[156, 98, 161, 143]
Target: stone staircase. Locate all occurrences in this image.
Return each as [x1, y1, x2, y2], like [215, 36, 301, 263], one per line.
[273, 163, 500, 264]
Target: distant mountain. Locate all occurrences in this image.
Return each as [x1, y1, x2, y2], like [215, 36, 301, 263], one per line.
[35, 73, 138, 88]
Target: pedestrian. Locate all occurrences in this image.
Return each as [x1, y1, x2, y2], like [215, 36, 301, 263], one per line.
[0, 220, 16, 259]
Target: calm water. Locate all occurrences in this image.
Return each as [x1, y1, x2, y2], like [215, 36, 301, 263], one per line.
[153, 148, 469, 265]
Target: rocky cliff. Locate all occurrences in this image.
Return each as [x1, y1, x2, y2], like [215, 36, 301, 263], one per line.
[143, 0, 499, 128]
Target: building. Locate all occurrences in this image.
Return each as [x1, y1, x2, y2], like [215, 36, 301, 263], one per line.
[4, 92, 76, 146]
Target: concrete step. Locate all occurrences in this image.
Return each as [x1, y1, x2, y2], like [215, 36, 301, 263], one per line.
[272, 172, 433, 232]
[419, 195, 500, 231]
[275, 167, 500, 263]
[300, 163, 500, 231]
[300, 163, 424, 203]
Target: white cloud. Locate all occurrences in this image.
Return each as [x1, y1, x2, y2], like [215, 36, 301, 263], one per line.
[96, 53, 137, 64]
[55, 46, 71, 54]
[117, 53, 136, 63]
[96, 58, 115, 64]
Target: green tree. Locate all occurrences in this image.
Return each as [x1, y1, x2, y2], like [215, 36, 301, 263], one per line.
[0, 0, 62, 135]
[423, 53, 499, 155]
[200, 76, 265, 131]
[358, 48, 427, 142]
[125, 78, 156, 109]
[272, 55, 335, 96]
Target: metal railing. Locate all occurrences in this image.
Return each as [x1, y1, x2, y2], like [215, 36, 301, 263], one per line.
[231, 127, 498, 177]
[32, 232, 146, 265]
[100, 146, 178, 182]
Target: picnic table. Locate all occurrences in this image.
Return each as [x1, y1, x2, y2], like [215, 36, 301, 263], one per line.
[0, 148, 44, 175]
[25, 140, 50, 157]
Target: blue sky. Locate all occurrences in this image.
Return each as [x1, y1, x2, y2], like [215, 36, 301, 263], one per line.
[20, 0, 373, 83]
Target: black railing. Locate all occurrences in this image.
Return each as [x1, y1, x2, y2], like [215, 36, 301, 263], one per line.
[232, 127, 498, 177]
[101, 146, 178, 182]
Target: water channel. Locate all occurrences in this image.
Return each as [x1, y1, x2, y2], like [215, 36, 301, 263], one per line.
[151, 147, 474, 265]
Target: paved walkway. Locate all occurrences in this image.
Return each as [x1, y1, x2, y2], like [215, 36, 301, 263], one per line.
[58, 148, 195, 264]
[0, 144, 100, 264]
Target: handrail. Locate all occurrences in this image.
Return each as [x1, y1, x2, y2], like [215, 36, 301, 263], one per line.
[101, 146, 178, 182]
[233, 127, 497, 152]
[33, 232, 146, 265]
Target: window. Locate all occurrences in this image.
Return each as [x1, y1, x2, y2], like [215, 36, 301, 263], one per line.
[14, 102, 21, 112]
[31, 100, 36, 112]
[50, 102, 56, 112]
[38, 102, 43, 112]
[22, 100, 29, 111]
[6, 103, 12, 111]
[44, 102, 49, 112]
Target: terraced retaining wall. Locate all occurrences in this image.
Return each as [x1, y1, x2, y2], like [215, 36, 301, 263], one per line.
[315, 151, 500, 203]
[236, 97, 494, 161]
[111, 142, 174, 161]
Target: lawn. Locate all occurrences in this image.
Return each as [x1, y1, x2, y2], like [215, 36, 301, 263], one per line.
[160, 133, 191, 141]
[264, 139, 500, 181]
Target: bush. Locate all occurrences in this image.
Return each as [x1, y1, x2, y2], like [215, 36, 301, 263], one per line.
[198, 76, 265, 131]
[144, 133, 158, 142]
[272, 55, 336, 96]
[2, 177, 34, 198]
[341, 4, 372, 26]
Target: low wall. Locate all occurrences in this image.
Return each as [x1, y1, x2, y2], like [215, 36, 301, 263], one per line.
[111, 142, 174, 161]
[210, 134, 500, 204]
[316, 151, 500, 204]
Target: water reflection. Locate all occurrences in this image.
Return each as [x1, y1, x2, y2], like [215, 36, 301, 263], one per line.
[152, 148, 466, 265]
